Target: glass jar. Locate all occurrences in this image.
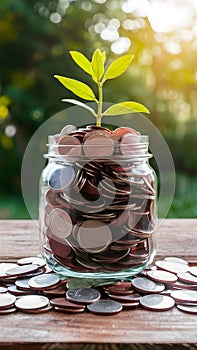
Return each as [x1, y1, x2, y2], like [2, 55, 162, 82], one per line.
[39, 126, 157, 280]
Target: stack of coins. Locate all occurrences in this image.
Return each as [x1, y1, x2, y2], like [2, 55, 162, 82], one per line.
[40, 125, 157, 274]
[0, 256, 197, 315]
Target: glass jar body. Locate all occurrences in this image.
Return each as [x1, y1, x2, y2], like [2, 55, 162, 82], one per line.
[39, 140, 157, 280]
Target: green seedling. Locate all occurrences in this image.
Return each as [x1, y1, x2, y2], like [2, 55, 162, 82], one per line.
[54, 48, 149, 127]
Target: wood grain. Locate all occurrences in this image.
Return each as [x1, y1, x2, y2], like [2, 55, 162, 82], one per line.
[0, 219, 197, 348]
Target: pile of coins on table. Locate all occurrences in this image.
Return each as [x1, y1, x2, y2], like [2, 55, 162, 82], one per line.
[40, 125, 156, 274]
[0, 256, 197, 315]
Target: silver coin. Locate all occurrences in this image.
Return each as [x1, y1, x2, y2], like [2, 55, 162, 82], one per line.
[87, 299, 122, 315]
[164, 257, 188, 265]
[77, 220, 112, 254]
[131, 277, 165, 294]
[177, 272, 197, 284]
[155, 260, 189, 274]
[0, 287, 8, 293]
[6, 264, 40, 277]
[66, 288, 101, 304]
[20, 304, 53, 314]
[49, 208, 73, 239]
[140, 294, 175, 311]
[170, 290, 197, 303]
[15, 295, 49, 310]
[0, 263, 19, 278]
[8, 285, 33, 296]
[59, 125, 76, 137]
[28, 273, 60, 290]
[0, 293, 16, 309]
[146, 269, 178, 283]
[176, 304, 197, 314]
[17, 257, 40, 265]
[189, 266, 197, 277]
[0, 307, 17, 314]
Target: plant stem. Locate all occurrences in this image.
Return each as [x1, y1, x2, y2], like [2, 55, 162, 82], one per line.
[96, 82, 103, 127]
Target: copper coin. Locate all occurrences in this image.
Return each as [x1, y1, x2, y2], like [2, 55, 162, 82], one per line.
[155, 260, 189, 274]
[48, 165, 75, 192]
[120, 133, 141, 156]
[140, 294, 175, 311]
[164, 257, 188, 265]
[83, 135, 114, 157]
[28, 273, 60, 290]
[87, 299, 122, 315]
[0, 293, 16, 309]
[50, 298, 85, 309]
[48, 236, 72, 259]
[0, 263, 19, 278]
[113, 127, 140, 138]
[105, 282, 134, 296]
[45, 189, 62, 207]
[66, 288, 101, 304]
[146, 270, 178, 283]
[43, 285, 67, 298]
[57, 135, 81, 157]
[49, 208, 73, 239]
[77, 220, 112, 254]
[54, 306, 85, 313]
[190, 266, 197, 277]
[15, 295, 49, 310]
[0, 287, 7, 293]
[177, 272, 197, 284]
[131, 277, 165, 294]
[6, 264, 40, 277]
[170, 290, 197, 304]
[176, 304, 197, 314]
[108, 293, 141, 303]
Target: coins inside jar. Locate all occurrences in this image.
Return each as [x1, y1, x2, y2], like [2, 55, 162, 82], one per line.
[41, 125, 156, 275]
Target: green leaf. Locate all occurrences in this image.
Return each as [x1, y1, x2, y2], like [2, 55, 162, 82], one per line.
[91, 48, 104, 83]
[103, 101, 150, 116]
[103, 55, 134, 82]
[54, 75, 97, 101]
[62, 98, 97, 117]
[69, 51, 93, 76]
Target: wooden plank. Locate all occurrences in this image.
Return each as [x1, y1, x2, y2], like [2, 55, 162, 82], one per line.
[0, 219, 197, 347]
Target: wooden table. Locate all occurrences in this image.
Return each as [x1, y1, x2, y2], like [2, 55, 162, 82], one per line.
[0, 219, 197, 350]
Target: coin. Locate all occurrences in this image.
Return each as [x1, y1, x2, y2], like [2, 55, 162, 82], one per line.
[155, 260, 190, 274]
[49, 208, 73, 239]
[189, 266, 197, 277]
[131, 277, 165, 294]
[0, 287, 7, 293]
[6, 264, 40, 277]
[177, 272, 197, 284]
[0, 293, 16, 309]
[87, 299, 122, 315]
[54, 306, 85, 313]
[17, 257, 40, 265]
[108, 293, 141, 303]
[8, 285, 33, 296]
[83, 134, 114, 157]
[140, 294, 175, 311]
[0, 307, 17, 314]
[28, 273, 60, 290]
[77, 220, 112, 254]
[48, 165, 75, 192]
[50, 298, 85, 309]
[57, 135, 81, 157]
[43, 284, 67, 298]
[164, 257, 188, 265]
[59, 125, 76, 137]
[176, 304, 197, 314]
[146, 269, 178, 283]
[170, 290, 197, 303]
[0, 263, 19, 278]
[66, 288, 101, 304]
[15, 295, 49, 310]
[19, 304, 53, 314]
[121, 301, 140, 309]
[105, 282, 134, 296]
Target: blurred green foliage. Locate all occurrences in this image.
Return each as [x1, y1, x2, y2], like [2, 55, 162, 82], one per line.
[0, 0, 197, 218]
